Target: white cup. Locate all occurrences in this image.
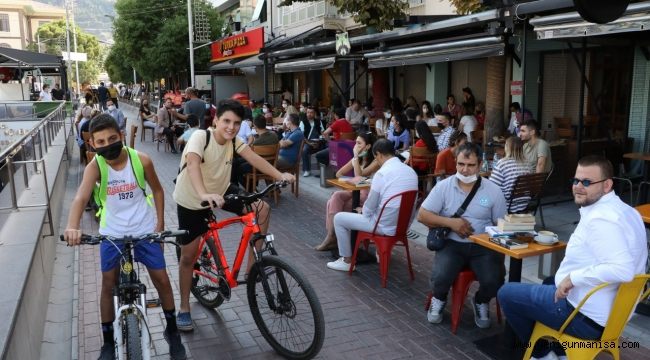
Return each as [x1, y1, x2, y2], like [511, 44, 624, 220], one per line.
[537, 230, 558, 244]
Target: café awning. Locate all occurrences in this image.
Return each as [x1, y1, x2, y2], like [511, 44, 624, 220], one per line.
[0, 47, 63, 68]
[209, 55, 264, 71]
[365, 36, 504, 69]
[530, 1, 650, 40]
[274, 56, 336, 73]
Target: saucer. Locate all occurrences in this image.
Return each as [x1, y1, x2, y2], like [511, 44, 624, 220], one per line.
[534, 236, 558, 246]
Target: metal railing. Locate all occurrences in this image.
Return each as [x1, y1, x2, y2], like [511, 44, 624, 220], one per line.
[0, 101, 69, 236]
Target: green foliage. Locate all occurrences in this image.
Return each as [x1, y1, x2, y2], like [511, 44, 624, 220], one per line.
[106, 0, 223, 83]
[279, 0, 408, 32]
[448, 0, 484, 15]
[29, 20, 102, 84]
[37, 0, 116, 43]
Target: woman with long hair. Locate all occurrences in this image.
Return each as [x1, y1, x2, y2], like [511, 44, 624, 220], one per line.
[139, 99, 157, 129]
[489, 136, 532, 212]
[410, 120, 438, 174]
[315, 132, 380, 251]
[420, 100, 437, 126]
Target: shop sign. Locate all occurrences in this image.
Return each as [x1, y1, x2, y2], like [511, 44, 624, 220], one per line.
[336, 32, 351, 56]
[510, 80, 523, 96]
[211, 27, 264, 62]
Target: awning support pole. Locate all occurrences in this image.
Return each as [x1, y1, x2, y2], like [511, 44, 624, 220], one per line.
[576, 37, 587, 160]
[521, 19, 528, 112]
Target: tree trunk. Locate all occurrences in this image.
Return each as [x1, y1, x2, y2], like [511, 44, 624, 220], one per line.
[485, 56, 506, 144]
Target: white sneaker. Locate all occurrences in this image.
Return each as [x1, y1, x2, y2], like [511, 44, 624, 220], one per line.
[327, 257, 353, 272]
[471, 298, 491, 329]
[531, 352, 559, 360]
[427, 296, 446, 323]
[303, 171, 310, 177]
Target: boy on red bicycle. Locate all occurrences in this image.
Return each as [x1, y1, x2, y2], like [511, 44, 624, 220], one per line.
[173, 99, 294, 331]
[64, 114, 186, 360]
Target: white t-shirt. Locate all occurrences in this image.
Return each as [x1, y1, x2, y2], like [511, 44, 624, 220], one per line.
[237, 120, 253, 142]
[460, 115, 478, 141]
[39, 90, 52, 101]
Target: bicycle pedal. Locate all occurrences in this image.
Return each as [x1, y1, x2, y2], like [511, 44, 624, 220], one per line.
[146, 298, 161, 308]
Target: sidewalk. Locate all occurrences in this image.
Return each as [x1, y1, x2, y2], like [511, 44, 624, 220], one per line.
[65, 103, 650, 359]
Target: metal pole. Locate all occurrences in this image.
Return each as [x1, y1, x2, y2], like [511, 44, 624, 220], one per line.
[263, 57, 268, 102]
[187, 0, 195, 87]
[64, 0, 73, 96]
[576, 37, 587, 160]
[72, 5, 81, 97]
[520, 19, 528, 112]
[133, 68, 137, 85]
[37, 32, 41, 53]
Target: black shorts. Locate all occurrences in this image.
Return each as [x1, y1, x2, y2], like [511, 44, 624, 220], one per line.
[177, 185, 247, 245]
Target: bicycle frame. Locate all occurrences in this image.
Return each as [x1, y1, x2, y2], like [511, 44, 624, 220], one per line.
[193, 210, 270, 288]
[110, 238, 151, 360]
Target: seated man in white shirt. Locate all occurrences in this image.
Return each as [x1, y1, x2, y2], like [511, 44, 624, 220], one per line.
[327, 139, 418, 271]
[498, 155, 648, 360]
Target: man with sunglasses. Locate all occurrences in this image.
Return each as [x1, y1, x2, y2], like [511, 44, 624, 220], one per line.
[497, 155, 647, 360]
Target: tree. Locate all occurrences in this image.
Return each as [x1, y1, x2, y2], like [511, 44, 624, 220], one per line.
[448, 0, 484, 15]
[279, 0, 408, 32]
[28, 20, 102, 84]
[106, 0, 223, 83]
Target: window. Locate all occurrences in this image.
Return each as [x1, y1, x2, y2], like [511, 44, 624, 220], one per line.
[0, 43, 10, 48]
[0, 14, 9, 32]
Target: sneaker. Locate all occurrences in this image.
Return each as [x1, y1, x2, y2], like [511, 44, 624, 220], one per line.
[326, 257, 353, 272]
[471, 298, 491, 329]
[427, 296, 446, 324]
[164, 329, 187, 360]
[97, 343, 115, 360]
[303, 171, 310, 177]
[171, 149, 178, 154]
[176, 312, 194, 332]
[531, 352, 560, 360]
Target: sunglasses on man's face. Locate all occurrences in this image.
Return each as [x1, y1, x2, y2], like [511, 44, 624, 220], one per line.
[569, 178, 608, 187]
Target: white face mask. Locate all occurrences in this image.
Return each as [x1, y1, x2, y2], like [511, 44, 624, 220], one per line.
[300, 107, 306, 113]
[108, 105, 116, 111]
[262, 107, 269, 113]
[455, 172, 478, 184]
[422, 108, 428, 114]
[282, 103, 288, 109]
[384, 112, 391, 120]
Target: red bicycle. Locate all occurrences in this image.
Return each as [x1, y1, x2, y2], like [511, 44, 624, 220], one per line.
[190, 181, 324, 359]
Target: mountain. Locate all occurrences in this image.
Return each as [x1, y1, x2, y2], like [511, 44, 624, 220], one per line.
[38, 0, 116, 43]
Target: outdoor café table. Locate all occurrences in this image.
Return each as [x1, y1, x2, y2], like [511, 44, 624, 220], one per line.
[469, 233, 567, 360]
[326, 178, 373, 262]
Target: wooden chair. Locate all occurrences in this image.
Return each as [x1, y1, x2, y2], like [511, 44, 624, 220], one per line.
[524, 274, 650, 360]
[140, 115, 155, 142]
[507, 171, 551, 228]
[368, 118, 377, 134]
[554, 117, 574, 139]
[349, 190, 418, 287]
[429, 126, 442, 134]
[339, 132, 357, 141]
[157, 131, 171, 152]
[245, 143, 280, 205]
[129, 125, 137, 149]
[81, 131, 94, 164]
[277, 139, 305, 197]
[409, 146, 437, 200]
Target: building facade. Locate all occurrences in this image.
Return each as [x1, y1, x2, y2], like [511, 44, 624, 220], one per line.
[0, 0, 65, 50]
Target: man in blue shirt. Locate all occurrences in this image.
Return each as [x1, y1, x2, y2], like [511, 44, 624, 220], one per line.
[97, 82, 108, 110]
[277, 113, 304, 169]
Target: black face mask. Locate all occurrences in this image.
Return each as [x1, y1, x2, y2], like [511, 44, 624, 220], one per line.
[95, 141, 123, 160]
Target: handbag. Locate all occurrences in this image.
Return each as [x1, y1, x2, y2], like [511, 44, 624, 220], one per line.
[426, 177, 482, 251]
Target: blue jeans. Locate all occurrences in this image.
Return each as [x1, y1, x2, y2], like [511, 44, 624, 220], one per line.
[302, 143, 313, 172]
[497, 279, 604, 357]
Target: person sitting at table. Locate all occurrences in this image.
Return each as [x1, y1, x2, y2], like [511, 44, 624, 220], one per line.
[346, 99, 370, 130]
[315, 132, 380, 251]
[497, 155, 647, 360]
[139, 100, 157, 130]
[418, 143, 507, 328]
[489, 136, 532, 213]
[458, 103, 478, 142]
[387, 113, 410, 152]
[434, 131, 466, 180]
[436, 112, 454, 151]
[300, 106, 324, 177]
[408, 120, 439, 175]
[374, 113, 390, 137]
[177, 114, 199, 152]
[233, 115, 280, 187]
[277, 114, 305, 169]
[315, 108, 353, 166]
[519, 119, 552, 173]
[419, 101, 437, 127]
[326, 139, 418, 271]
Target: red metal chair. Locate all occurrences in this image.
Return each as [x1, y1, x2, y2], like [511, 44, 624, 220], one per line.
[424, 268, 502, 333]
[349, 190, 418, 288]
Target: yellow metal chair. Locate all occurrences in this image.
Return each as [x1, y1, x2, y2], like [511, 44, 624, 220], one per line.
[524, 274, 650, 360]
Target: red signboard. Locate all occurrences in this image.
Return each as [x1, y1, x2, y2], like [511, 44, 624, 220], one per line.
[211, 27, 264, 63]
[510, 80, 523, 96]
